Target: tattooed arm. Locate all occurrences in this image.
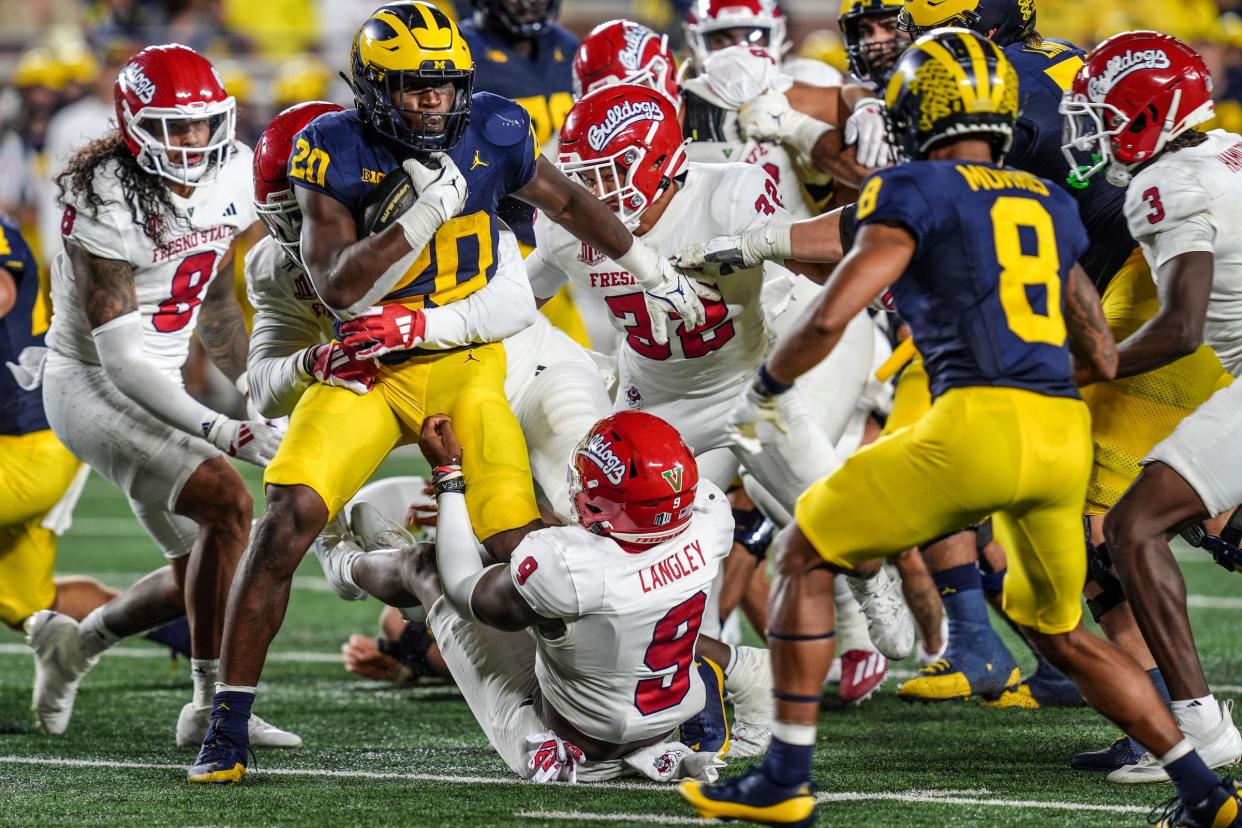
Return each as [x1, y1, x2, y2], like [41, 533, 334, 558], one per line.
[196, 240, 248, 382]
[1065, 263, 1119, 385]
[71, 239, 225, 441]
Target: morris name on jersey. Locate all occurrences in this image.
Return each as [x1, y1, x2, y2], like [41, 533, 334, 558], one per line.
[858, 160, 1089, 401]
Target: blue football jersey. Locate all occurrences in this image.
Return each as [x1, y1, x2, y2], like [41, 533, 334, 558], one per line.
[461, 19, 576, 246]
[1005, 39, 1132, 289]
[290, 93, 538, 311]
[0, 219, 50, 435]
[856, 161, 1089, 401]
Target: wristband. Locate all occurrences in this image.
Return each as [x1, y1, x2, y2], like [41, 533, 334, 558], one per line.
[755, 363, 793, 398]
[432, 464, 465, 496]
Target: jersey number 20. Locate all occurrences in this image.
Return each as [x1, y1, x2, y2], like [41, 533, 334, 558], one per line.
[635, 591, 707, 716]
[991, 196, 1065, 345]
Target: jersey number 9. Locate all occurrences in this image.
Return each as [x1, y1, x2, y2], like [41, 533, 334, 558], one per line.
[991, 197, 1065, 346]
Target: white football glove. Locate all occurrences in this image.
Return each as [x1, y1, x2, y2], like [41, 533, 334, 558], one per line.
[674, 224, 794, 274]
[844, 98, 895, 169]
[403, 153, 468, 224]
[616, 241, 719, 344]
[738, 91, 833, 157]
[204, 415, 282, 467]
[726, 382, 790, 456]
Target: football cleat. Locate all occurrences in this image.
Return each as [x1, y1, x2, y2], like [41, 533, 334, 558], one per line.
[1150, 778, 1242, 827]
[311, 514, 367, 601]
[348, 500, 416, 551]
[681, 657, 730, 756]
[726, 645, 773, 758]
[186, 718, 253, 784]
[897, 657, 1020, 703]
[1109, 701, 1242, 784]
[838, 650, 888, 706]
[26, 610, 99, 735]
[176, 702, 303, 748]
[1071, 735, 1144, 772]
[680, 766, 817, 827]
[981, 664, 1084, 710]
[847, 568, 916, 660]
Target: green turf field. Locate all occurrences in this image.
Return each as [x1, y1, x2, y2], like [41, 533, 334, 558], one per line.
[1, 461, 1239, 826]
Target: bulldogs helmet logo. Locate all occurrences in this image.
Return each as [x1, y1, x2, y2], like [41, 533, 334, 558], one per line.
[586, 100, 665, 152]
[125, 64, 158, 105]
[579, 433, 627, 485]
[1086, 48, 1172, 101]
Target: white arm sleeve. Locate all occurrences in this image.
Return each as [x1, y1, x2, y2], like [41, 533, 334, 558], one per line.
[435, 490, 489, 620]
[420, 232, 538, 348]
[245, 313, 316, 419]
[92, 311, 219, 438]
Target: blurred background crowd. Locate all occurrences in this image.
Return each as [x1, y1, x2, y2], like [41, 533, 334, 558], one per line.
[2, 0, 1241, 273]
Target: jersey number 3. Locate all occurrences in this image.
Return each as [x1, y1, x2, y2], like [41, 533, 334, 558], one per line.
[634, 591, 707, 716]
[991, 197, 1065, 345]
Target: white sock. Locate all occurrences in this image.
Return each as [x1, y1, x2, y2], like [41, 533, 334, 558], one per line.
[1159, 738, 1194, 766]
[771, 720, 818, 746]
[1172, 695, 1223, 738]
[79, 608, 121, 658]
[191, 659, 219, 709]
[216, 683, 258, 696]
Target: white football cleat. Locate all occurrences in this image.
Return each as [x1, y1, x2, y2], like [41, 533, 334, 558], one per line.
[847, 568, 916, 661]
[1107, 700, 1242, 783]
[349, 501, 415, 551]
[312, 514, 367, 601]
[26, 610, 98, 735]
[176, 702, 303, 748]
[725, 646, 773, 758]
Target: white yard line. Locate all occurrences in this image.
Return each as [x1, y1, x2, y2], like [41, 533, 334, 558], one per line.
[0, 756, 1158, 817]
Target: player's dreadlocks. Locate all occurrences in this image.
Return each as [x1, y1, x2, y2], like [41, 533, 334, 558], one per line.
[56, 130, 190, 246]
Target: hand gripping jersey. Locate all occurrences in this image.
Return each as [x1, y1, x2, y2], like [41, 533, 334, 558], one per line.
[528, 162, 790, 396]
[857, 161, 1088, 400]
[508, 480, 733, 744]
[289, 95, 538, 313]
[0, 219, 50, 435]
[1004, 40, 1132, 290]
[460, 19, 577, 247]
[1126, 130, 1242, 376]
[47, 145, 256, 379]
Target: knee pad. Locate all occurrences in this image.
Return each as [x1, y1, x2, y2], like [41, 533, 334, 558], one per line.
[732, 507, 775, 561]
[1179, 507, 1242, 573]
[1085, 539, 1128, 621]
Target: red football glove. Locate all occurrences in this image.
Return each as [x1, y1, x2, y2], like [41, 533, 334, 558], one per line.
[338, 305, 427, 360]
[304, 342, 379, 394]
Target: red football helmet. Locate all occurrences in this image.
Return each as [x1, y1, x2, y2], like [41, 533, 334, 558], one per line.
[1061, 31, 1214, 186]
[684, 0, 787, 69]
[114, 44, 237, 188]
[253, 101, 343, 269]
[573, 20, 681, 108]
[570, 411, 699, 549]
[557, 84, 688, 228]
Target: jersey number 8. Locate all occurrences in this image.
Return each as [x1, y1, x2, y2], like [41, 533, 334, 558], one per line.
[991, 197, 1065, 346]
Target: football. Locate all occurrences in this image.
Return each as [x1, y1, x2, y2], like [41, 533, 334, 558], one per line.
[356, 166, 418, 238]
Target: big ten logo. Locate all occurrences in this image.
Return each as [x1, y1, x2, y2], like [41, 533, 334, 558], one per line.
[516, 92, 575, 147]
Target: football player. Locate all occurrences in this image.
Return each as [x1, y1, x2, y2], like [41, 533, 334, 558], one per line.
[188, 1, 714, 783]
[862, 0, 1227, 720]
[26, 44, 297, 747]
[527, 83, 915, 664]
[1063, 31, 1242, 794]
[683, 0, 842, 87]
[0, 219, 83, 633]
[246, 101, 608, 521]
[408, 410, 759, 782]
[678, 30, 1238, 827]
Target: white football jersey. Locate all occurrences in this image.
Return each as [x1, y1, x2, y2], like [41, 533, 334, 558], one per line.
[1127, 130, 1242, 376]
[508, 480, 733, 744]
[245, 235, 337, 346]
[47, 144, 257, 379]
[529, 162, 794, 397]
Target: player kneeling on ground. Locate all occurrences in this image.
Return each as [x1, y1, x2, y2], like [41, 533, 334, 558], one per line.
[393, 411, 765, 782]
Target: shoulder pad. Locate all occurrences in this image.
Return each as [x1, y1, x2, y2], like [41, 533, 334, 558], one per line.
[474, 93, 531, 147]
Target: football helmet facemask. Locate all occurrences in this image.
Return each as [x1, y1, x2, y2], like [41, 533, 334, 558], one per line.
[839, 0, 909, 85]
[473, 0, 561, 40]
[684, 0, 787, 69]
